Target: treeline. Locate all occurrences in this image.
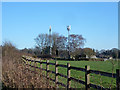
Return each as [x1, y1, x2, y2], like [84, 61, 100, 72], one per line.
[20, 47, 120, 59]
[19, 32, 120, 59]
[21, 32, 86, 58]
[96, 48, 120, 59]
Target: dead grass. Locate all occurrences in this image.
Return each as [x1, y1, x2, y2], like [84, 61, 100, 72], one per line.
[2, 41, 54, 88]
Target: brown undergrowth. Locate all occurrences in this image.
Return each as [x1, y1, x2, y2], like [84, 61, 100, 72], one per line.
[2, 41, 53, 89]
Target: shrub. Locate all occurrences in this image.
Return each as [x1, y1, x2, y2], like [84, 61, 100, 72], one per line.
[2, 41, 53, 88]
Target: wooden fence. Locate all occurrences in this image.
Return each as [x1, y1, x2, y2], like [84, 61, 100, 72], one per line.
[22, 56, 120, 90]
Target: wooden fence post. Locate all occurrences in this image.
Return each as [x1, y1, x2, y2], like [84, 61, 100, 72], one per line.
[116, 69, 120, 90]
[46, 60, 49, 79]
[85, 65, 90, 90]
[55, 61, 58, 88]
[26, 59, 29, 72]
[34, 59, 37, 86]
[26, 59, 28, 65]
[40, 60, 42, 76]
[67, 63, 71, 89]
[25, 58, 27, 65]
[24, 59, 26, 66]
[34, 59, 36, 72]
[30, 61, 32, 71]
[27, 59, 29, 69]
[22, 58, 26, 71]
[46, 60, 49, 87]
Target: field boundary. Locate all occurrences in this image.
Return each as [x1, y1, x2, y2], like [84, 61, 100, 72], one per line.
[22, 56, 120, 89]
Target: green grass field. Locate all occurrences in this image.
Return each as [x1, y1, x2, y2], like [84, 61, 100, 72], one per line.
[34, 59, 119, 88]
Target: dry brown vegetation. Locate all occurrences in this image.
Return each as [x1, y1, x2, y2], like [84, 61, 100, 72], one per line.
[2, 41, 53, 89]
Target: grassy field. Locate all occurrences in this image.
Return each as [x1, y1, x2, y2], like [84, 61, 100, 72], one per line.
[34, 59, 119, 88]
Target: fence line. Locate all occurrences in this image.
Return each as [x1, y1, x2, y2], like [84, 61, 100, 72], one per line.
[22, 56, 120, 89]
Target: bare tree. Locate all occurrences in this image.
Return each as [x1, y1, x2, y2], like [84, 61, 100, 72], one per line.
[34, 33, 85, 58]
[56, 36, 67, 51]
[34, 34, 49, 54]
[69, 34, 85, 52]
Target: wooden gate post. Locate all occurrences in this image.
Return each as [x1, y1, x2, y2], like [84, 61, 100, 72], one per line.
[85, 65, 90, 90]
[116, 69, 120, 90]
[67, 63, 71, 89]
[55, 61, 58, 88]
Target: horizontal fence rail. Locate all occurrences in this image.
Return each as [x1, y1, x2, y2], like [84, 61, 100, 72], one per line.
[57, 64, 67, 68]
[70, 77, 85, 85]
[70, 66, 86, 72]
[89, 70, 116, 78]
[22, 56, 120, 89]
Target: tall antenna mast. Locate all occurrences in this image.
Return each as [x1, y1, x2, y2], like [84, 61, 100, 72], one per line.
[49, 25, 52, 55]
[67, 25, 71, 59]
